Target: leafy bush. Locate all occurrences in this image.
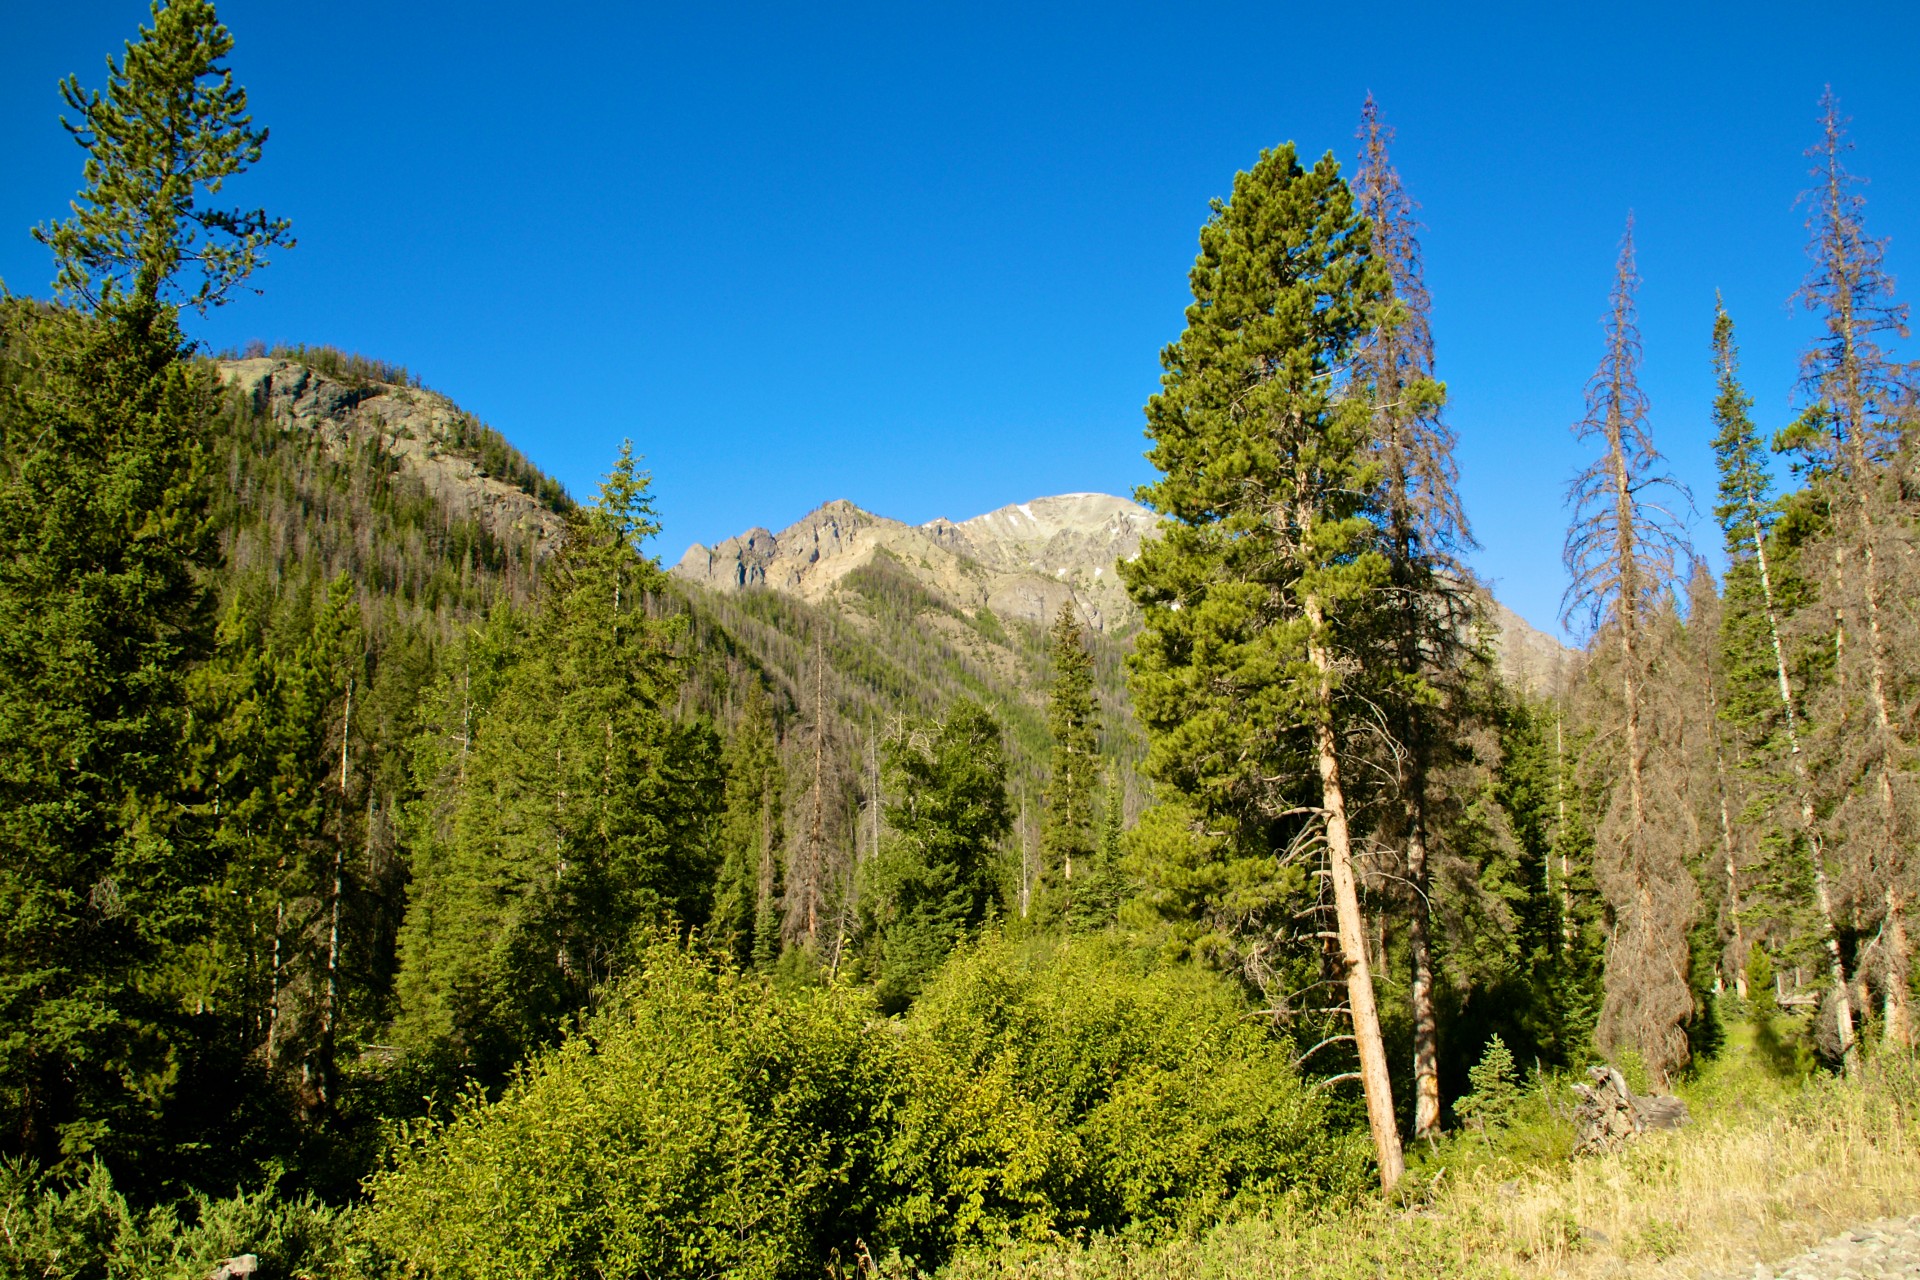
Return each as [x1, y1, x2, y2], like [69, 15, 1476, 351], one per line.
[887, 936, 1368, 1251]
[358, 936, 1363, 1277]
[359, 939, 890, 1279]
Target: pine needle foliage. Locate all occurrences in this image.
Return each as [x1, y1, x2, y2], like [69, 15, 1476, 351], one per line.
[32, 0, 293, 311]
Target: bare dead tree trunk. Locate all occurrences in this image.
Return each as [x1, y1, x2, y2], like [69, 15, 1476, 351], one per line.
[1018, 794, 1033, 920]
[1883, 887, 1914, 1047]
[319, 676, 351, 1108]
[1407, 803, 1438, 1138]
[1306, 588, 1404, 1191]
[1699, 617, 1746, 996]
[267, 899, 283, 1069]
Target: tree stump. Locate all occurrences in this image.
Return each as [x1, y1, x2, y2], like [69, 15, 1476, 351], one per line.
[1570, 1065, 1689, 1155]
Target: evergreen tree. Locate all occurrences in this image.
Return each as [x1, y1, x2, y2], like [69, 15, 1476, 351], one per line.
[1562, 219, 1697, 1082]
[711, 681, 786, 968]
[33, 0, 293, 313]
[1040, 602, 1098, 924]
[1783, 90, 1916, 1049]
[393, 446, 722, 1074]
[1120, 142, 1405, 1188]
[858, 700, 1011, 1012]
[1709, 298, 1857, 1061]
[1066, 773, 1128, 933]
[193, 573, 366, 1110]
[0, 0, 283, 1167]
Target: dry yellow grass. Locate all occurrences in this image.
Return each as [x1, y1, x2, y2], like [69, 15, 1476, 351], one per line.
[943, 1042, 1920, 1280]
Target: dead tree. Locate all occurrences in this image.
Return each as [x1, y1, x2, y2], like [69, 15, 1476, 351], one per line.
[1562, 218, 1698, 1082]
[1353, 94, 1478, 1140]
[1792, 89, 1916, 1049]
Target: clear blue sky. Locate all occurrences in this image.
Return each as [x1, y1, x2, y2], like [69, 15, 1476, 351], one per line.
[5, 2, 1918, 636]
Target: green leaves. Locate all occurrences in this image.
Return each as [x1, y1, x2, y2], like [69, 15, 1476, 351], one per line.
[360, 935, 1366, 1277]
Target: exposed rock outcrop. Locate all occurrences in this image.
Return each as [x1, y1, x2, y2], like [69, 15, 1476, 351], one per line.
[215, 358, 568, 556]
[674, 494, 1142, 633]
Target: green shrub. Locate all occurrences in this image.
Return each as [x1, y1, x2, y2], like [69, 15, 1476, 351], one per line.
[1455, 1033, 1521, 1133]
[889, 936, 1368, 1249]
[358, 940, 890, 1280]
[0, 1159, 353, 1280]
[359, 935, 1364, 1277]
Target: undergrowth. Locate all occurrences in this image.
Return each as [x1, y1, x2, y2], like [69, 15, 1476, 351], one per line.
[941, 1019, 1920, 1280]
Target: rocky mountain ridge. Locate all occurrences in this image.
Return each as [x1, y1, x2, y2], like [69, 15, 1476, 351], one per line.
[216, 357, 569, 556]
[675, 492, 1154, 635]
[676, 494, 1573, 694]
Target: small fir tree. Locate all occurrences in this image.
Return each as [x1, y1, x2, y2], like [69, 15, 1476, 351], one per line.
[1040, 602, 1098, 923]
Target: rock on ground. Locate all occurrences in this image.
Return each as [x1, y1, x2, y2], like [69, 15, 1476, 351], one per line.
[1735, 1216, 1920, 1279]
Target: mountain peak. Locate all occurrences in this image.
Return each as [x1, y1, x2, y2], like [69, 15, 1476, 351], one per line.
[672, 491, 1573, 693]
[674, 493, 1149, 631]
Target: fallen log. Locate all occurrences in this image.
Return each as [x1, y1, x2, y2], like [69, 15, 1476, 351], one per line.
[1569, 1064, 1689, 1155]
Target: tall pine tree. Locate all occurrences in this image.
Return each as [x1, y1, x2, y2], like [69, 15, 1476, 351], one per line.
[0, 0, 284, 1165]
[1040, 602, 1099, 925]
[1352, 93, 1477, 1139]
[1121, 142, 1405, 1188]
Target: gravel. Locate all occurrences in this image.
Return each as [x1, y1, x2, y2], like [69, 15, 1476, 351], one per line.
[1737, 1217, 1920, 1279]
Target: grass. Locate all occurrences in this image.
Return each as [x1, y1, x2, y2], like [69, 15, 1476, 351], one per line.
[939, 1021, 1920, 1280]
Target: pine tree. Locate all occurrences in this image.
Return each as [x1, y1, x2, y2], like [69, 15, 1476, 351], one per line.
[1784, 90, 1916, 1050]
[1121, 142, 1405, 1188]
[1067, 773, 1128, 933]
[1040, 602, 1098, 924]
[0, 0, 284, 1165]
[858, 700, 1011, 1012]
[33, 0, 293, 313]
[1353, 94, 1477, 1140]
[393, 446, 721, 1074]
[1562, 219, 1697, 1081]
[712, 681, 786, 967]
[1709, 298, 1857, 1062]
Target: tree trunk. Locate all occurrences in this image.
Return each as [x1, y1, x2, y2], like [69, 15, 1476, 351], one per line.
[1885, 888, 1913, 1049]
[1306, 591, 1404, 1190]
[1754, 521, 1856, 1069]
[1556, 713, 1573, 955]
[1702, 639, 1745, 995]
[1407, 807, 1439, 1139]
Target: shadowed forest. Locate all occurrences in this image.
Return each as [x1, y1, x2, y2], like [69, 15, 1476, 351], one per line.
[0, 4, 1916, 1278]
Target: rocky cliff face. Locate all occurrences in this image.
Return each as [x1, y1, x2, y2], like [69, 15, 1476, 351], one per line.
[215, 357, 568, 555]
[676, 493, 1573, 693]
[675, 493, 1152, 633]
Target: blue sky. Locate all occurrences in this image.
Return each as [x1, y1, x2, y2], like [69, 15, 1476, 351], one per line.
[5, 2, 1918, 636]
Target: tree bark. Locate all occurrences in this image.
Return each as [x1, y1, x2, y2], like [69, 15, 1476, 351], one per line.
[1306, 591, 1404, 1190]
[1885, 887, 1913, 1049]
[1701, 636, 1745, 995]
[1407, 807, 1439, 1139]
